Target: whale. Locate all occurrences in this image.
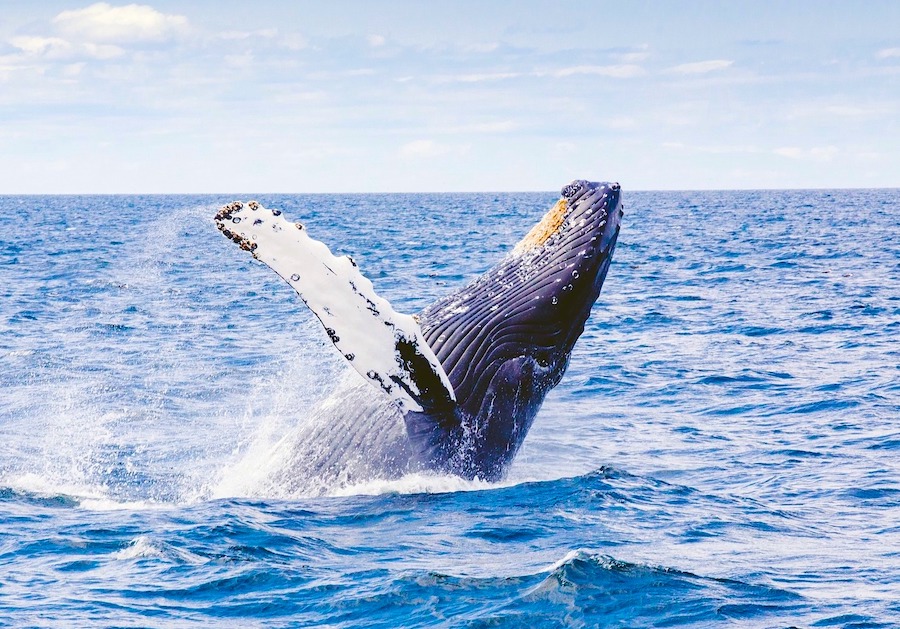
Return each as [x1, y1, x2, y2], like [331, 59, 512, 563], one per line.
[214, 180, 622, 490]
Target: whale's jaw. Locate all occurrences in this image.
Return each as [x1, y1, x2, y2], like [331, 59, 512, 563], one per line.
[410, 181, 623, 480]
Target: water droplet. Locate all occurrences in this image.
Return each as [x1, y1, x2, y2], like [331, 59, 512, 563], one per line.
[551, 296, 558, 304]
[232, 217, 241, 224]
[290, 274, 300, 281]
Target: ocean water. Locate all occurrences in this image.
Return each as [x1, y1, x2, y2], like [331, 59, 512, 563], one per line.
[1, 189, 898, 627]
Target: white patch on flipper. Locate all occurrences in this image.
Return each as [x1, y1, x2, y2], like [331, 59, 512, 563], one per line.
[214, 201, 455, 413]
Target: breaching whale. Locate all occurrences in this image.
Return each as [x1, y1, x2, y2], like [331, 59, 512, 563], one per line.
[215, 180, 622, 487]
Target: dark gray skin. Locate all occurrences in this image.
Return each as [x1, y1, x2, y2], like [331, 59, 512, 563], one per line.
[215, 180, 622, 493]
[404, 180, 623, 481]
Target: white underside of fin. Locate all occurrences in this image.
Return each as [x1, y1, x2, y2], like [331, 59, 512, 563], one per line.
[215, 201, 455, 413]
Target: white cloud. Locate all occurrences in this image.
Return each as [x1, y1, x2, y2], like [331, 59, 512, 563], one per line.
[614, 46, 651, 63]
[218, 28, 278, 41]
[437, 72, 521, 83]
[53, 3, 189, 44]
[806, 146, 839, 161]
[279, 33, 309, 51]
[10, 36, 73, 58]
[399, 139, 450, 158]
[876, 47, 900, 59]
[217, 28, 308, 51]
[367, 34, 386, 47]
[617, 51, 651, 63]
[604, 116, 637, 130]
[774, 146, 839, 161]
[83, 42, 126, 59]
[62, 62, 87, 77]
[663, 142, 762, 155]
[552, 64, 645, 78]
[437, 120, 518, 134]
[10, 34, 124, 59]
[0, 60, 21, 82]
[823, 104, 894, 117]
[462, 120, 517, 133]
[464, 42, 499, 54]
[224, 52, 254, 68]
[773, 147, 803, 159]
[669, 59, 733, 74]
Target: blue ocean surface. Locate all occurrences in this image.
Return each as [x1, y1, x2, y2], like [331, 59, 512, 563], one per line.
[1, 189, 898, 627]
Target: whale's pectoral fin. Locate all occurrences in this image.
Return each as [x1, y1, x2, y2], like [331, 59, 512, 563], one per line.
[215, 201, 456, 414]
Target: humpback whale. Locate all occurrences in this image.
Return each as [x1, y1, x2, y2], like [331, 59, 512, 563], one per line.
[215, 180, 622, 487]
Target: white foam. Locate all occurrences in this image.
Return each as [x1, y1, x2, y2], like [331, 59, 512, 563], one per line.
[5, 349, 34, 358]
[112, 535, 206, 564]
[113, 536, 163, 560]
[1, 472, 170, 511]
[329, 471, 511, 497]
[3, 472, 103, 501]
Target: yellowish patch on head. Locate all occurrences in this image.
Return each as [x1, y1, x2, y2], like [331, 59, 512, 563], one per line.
[513, 198, 569, 253]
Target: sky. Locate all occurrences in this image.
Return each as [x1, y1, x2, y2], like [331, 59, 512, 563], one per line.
[1, 1, 898, 193]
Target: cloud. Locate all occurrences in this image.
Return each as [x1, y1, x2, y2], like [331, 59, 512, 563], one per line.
[224, 52, 253, 68]
[9, 36, 73, 58]
[669, 59, 733, 74]
[552, 64, 645, 78]
[10, 34, 124, 59]
[436, 72, 521, 83]
[877, 47, 900, 59]
[217, 28, 308, 50]
[460, 120, 517, 133]
[436, 121, 518, 134]
[823, 104, 895, 117]
[367, 34, 386, 47]
[53, 2, 189, 44]
[604, 116, 637, 130]
[399, 139, 451, 158]
[464, 42, 499, 54]
[218, 28, 278, 41]
[616, 51, 651, 63]
[774, 146, 839, 161]
[663, 142, 762, 155]
[613, 45, 651, 63]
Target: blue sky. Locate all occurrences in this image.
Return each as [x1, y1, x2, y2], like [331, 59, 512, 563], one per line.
[1, 1, 898, 193]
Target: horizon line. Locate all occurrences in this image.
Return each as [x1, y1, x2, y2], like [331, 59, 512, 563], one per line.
[2, 185, 898, 196]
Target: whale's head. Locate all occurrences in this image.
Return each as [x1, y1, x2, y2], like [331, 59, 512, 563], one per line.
[411, 180, 623, 479]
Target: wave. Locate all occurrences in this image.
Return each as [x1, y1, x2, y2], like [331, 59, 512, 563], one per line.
[0, 474, 171, 511]
[376, 550, 804, 628]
